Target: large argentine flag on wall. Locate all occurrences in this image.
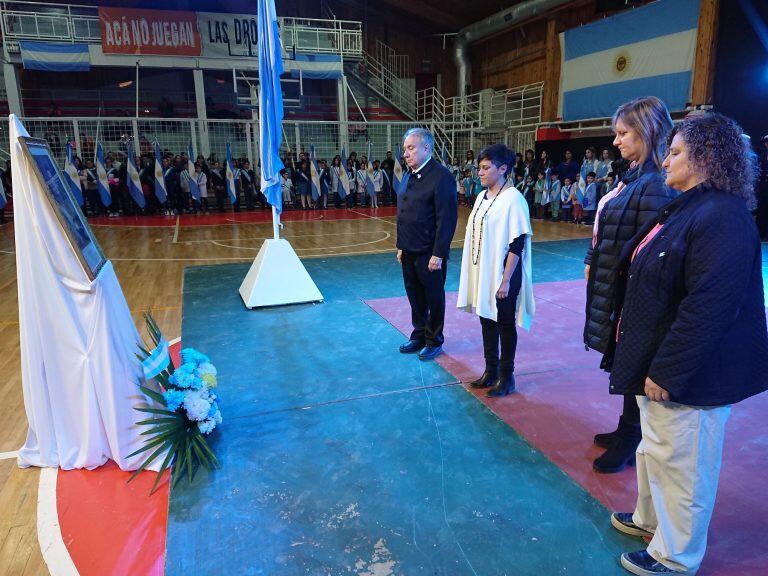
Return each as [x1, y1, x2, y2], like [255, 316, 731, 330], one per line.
[559, 0, 700, 121]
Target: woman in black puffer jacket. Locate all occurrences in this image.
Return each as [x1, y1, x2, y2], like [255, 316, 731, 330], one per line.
[583, 96, 677, 473]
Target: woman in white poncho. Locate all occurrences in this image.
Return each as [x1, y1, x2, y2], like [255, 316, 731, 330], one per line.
[457, 143, 535, 397]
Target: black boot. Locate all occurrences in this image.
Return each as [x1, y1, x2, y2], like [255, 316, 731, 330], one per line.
[593, 417, 641, 473]
[593, 421, 621, 449]
[469, 366, 498, 389]
[486, 372, 515, 397]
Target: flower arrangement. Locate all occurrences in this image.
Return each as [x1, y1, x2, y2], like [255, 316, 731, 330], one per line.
[129, 313, 220, 494]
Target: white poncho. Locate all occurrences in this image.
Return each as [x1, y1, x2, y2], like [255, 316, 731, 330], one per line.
[457, 186, 535, 329]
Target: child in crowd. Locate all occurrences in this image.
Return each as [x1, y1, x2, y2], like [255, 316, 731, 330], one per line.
[582, 171, 598, 224]
[561, 176, 573, 223]
[371, 160, 382, 209]
[604, 172, 616, 196]
[569, 177, 584, 224]
[280, 168, 294, 208]
[534, 170, 546, 219]
[521, 174, 535, 215]
[462, 169, 475, 207]
[549, 169, 561, 221]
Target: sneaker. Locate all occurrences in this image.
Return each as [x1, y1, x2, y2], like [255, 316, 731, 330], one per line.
[620, 550, 686, 575]
[611, 513, 654, 538]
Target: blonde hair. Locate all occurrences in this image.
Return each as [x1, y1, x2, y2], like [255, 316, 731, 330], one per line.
[612, 96, 673, 172]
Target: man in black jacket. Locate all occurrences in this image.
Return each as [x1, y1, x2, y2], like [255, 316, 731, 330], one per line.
[396, 128, 458, 360]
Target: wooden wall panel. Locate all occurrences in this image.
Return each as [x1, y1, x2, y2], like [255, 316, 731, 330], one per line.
[691, 0, 719, 105]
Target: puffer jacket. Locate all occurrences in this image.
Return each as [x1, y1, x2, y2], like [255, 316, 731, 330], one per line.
[584, 159, 676, 363]
[609, 183, 768, 406]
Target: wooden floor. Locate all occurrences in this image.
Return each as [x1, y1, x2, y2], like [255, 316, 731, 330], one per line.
[0, 207, 590, 574]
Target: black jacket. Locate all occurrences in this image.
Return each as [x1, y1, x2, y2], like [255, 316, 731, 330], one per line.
[609, 183, 768, 406]
[584, 159, 676, 359]
[396, 158, 457, 259]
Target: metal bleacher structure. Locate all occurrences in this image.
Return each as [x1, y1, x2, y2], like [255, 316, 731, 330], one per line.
[0, 1, 545, 165]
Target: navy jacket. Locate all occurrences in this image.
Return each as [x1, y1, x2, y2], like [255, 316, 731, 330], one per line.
[396, 158, 458, 259]
[609, 183, 768, 406]
[584, 159, 676, 357]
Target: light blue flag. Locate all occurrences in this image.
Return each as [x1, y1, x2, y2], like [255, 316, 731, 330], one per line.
[95, 141, 111, 207]
[225, 142, 237, 205]
[152, 140, 167, 203]
[365, 140, 375, 198]
[560, 0, 699, 120]
[125, 141, 146, 209]
[258, 0, 285, 214]
[393, 148, 404, 193]
[63, 141, 84, 206]
[186, 141, 200, 201]
[309, 145, 321, 201]
[338, 145, 350, 200]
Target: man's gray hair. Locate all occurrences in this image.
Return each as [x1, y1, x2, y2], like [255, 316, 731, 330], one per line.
[402, 127, 434, 154]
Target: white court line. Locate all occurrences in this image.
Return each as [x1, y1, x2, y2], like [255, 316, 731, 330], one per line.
[348, 209, 398, 226]
[210, 231, 390, 252]
[38, 467, 79, 576]
[185, 230, 391, 243]
[172, 216, 181, 244]
[0, 450, 19, 460]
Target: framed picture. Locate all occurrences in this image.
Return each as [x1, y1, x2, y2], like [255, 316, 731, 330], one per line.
[18, 136, 107, 281]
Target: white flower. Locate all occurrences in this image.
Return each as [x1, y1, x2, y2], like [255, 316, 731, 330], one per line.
[198, 362, 217, 376]
[183, 390, 212, 422]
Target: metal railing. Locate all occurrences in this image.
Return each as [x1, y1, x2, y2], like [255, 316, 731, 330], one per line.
[350, 49, 416, 120]
[8, 117, 517, 170]
[280, 17, 362, 59]
[0, 2, 363, 59]
[416, 81, 544, 130]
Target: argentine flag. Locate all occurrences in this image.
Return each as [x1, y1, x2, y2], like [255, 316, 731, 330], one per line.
[153, 140, 167, 203]
[225, 143, 237, 205]
[309, 145, 321, 201]
[95, 141, 111, 207]
[365, 140, 375, 199]
[393, 148, 404, 194]
[559, 0, 700, 121]
[338, 145, 350, 200]
[63, 141, 84, 206]
[186, 142, 200, 202]
[125, 142, 146, 209]
[258, 0, 286, 214]
[0, 171, 6, 210]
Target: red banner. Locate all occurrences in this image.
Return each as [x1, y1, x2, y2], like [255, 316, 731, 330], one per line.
[99, 8, 201, 56]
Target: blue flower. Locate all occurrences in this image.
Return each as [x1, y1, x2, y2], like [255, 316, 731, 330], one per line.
[169, 369, 196, 389]
[207, 401, 219, 419]
[163, 390, 186, 412]
[181, 348, 210, 366]
[183, 391, 212, 421]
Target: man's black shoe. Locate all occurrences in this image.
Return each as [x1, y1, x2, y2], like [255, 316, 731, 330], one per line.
[418, 345, 443, 360]
[399, 340, 424, 354]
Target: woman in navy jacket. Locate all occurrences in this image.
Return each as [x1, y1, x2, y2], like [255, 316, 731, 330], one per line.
[607, 113, 768, 576]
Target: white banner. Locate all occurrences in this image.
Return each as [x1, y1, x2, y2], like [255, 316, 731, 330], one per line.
[198, 12, 259, 58]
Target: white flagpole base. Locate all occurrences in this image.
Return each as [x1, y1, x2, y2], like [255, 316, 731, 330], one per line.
[239, 238, 323, 308]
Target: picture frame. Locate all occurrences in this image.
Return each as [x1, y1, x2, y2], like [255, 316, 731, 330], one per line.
[18, 136, 107, 281]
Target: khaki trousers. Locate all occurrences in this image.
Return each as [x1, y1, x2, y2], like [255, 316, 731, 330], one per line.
[632, 396, 731, 574]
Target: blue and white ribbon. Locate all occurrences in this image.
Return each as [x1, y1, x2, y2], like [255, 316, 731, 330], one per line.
[142, 338, 170, 380]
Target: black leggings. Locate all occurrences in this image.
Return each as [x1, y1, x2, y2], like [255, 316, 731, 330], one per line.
[479, 258, 523, 373]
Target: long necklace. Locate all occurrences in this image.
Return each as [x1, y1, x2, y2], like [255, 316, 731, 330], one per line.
[471, 187, 503, 265]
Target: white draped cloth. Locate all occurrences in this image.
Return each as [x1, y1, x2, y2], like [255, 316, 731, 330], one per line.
[457, 185, 535, 329]
[11, 115, 159, 471]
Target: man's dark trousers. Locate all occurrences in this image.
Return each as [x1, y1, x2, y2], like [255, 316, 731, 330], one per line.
[401, 250, 448, 347]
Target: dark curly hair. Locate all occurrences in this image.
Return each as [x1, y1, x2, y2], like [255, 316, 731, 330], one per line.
[669, 112, 758, 202]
